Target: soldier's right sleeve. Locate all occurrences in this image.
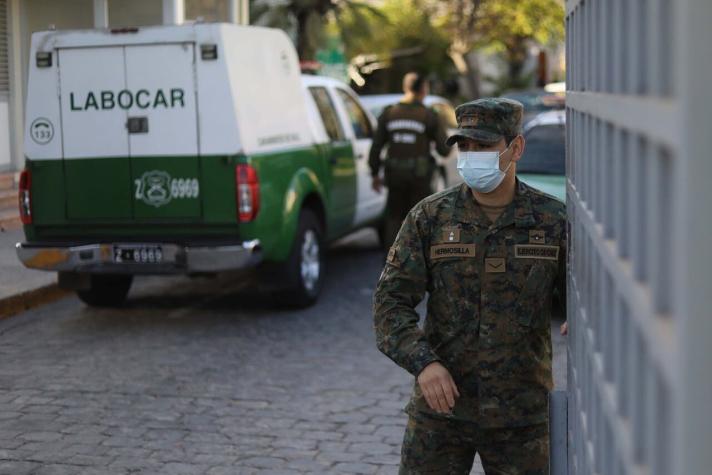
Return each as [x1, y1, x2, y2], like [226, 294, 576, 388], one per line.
[373, 207, 440, 377]
[368, 109, 390, 178]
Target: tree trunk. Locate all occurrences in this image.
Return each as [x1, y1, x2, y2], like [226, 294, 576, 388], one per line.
[506, 36, 529, 87]
[463, 52, 481, 99]
[295, 10, 310, 61]
[448, 46, 480, 100]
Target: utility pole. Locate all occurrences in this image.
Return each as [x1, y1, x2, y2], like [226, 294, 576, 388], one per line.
[229, 0, 249, 25]
[162, 0, 185, 25]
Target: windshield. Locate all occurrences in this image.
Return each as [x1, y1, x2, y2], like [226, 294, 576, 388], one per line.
[518, 123, 565, 175]
[502, 90, 564, 113]
[369, 105, 386, 118]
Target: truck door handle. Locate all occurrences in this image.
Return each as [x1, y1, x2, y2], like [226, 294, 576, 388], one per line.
[126, 117, 149, 134]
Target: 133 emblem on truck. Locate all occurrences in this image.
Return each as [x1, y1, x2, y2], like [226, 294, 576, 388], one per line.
[30, 118, 54, 145]
[134, 170, 200, 207]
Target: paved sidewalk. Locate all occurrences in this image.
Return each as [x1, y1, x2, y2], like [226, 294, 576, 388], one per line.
[0, 226, 56, 304]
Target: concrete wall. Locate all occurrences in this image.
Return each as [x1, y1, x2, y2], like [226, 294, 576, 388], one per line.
[185, 0, 228, 22]
[0, 100, 11, 171]
[108, 0, 161, 28]
[21, 0, 94, 100]
[6, 0, 94, 172]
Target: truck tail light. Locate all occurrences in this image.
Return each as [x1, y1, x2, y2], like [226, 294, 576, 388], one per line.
[18, 169, 32, 225]
[236, 164, 260, 222]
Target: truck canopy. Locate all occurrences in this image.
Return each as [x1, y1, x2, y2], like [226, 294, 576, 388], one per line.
[24, 23, 314, 222]
[25, 23, 313, 161]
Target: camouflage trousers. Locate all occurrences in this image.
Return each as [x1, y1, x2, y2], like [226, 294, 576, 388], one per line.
[399, 411, 549, 475]
[382, 179, 433, 250]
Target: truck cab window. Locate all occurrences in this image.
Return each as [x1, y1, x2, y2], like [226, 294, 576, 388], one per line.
[309, 87, 345, 142]
[337, 89, 373, 139]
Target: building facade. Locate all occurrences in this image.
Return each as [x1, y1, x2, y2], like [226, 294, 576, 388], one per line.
[0, 0, 248, 173]
[565, 0, 712, 473]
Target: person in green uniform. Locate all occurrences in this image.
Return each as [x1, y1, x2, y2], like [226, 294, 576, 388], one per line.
[369, 72, 451, 250]
[373, 98, 567, 474]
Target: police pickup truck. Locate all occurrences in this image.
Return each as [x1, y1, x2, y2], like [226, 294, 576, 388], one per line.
[17, 24, 386, 307]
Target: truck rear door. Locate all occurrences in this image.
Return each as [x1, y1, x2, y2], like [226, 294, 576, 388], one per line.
[58, 43, 201, 221]
[125, 44, 201, 220]
[59, 47, 132, 220]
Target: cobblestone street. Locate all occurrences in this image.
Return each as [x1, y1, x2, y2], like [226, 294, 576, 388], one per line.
[0, 230, 566, 474]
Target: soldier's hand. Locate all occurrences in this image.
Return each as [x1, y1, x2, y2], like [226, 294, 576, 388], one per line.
[417, 362, 460, 414]
[371, 176, 383, 194]
[560, 321, 568, 336]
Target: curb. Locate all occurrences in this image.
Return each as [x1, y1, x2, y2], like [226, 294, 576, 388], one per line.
[0, 214, 20, 232]
[0, 283, 70, 320]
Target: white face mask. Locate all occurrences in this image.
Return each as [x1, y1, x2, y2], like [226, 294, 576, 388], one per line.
[456, 143, 513, 193]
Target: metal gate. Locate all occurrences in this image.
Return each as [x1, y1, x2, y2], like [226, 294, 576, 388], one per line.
[565, 0, 712, 473]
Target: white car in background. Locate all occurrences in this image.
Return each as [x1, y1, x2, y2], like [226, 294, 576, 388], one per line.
[359, 94, 460, 191]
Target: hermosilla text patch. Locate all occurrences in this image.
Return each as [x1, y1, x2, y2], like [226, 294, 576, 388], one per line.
[430, 244, 476, 260]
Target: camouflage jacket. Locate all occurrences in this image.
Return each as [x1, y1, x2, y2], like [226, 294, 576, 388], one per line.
[373, 180, 566, 428]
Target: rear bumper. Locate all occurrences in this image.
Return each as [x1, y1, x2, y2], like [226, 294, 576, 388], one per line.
[16, 240, 262, 274]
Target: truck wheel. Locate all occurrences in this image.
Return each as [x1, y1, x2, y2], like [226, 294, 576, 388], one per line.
[281, 209, 325, 307]
[76, 274, 133, 307]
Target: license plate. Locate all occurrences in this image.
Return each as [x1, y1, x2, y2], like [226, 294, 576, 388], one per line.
[113, 245, 163, 264]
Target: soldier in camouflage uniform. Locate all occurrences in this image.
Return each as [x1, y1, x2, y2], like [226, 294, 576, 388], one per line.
[368, 72, 451, 250]
[373, 98, 566, 474]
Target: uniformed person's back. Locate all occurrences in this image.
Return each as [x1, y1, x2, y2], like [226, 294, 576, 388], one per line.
[368, 72, 451, 250]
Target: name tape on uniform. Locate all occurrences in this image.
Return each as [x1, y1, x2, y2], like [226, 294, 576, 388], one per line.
[430, 244, 476, 260]
[514, 244, 559, 261]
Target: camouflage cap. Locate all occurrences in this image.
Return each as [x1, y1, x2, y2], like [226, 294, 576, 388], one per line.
[446, 98, 524, 146]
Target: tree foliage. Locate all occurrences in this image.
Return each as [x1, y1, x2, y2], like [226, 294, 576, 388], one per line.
[477, 0, 565, 49]
[252, 0, 383, 61]
[437, 0, 564, 92]
[480, 0, 564, 90]
[336, 0, 453, 92]
[252, 0, 564, 94]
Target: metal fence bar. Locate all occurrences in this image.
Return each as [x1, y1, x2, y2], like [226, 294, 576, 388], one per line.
[566, 92, 679, 150]
[566, 1, 712, 472]
[673, 1, 712, 472]
[567, 189, 676, 382]
[550, 390, 568, 475]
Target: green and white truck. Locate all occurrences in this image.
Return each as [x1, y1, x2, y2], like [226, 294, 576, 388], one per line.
[16, 23, 386, 307]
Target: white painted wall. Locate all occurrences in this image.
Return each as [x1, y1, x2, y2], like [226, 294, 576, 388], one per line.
[107, 0, 162, 28]
[0, 99, 11, 170]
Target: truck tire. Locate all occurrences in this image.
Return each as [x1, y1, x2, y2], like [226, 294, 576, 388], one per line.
[76, 274, 133, 307]
[280, 209, 325, 308]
